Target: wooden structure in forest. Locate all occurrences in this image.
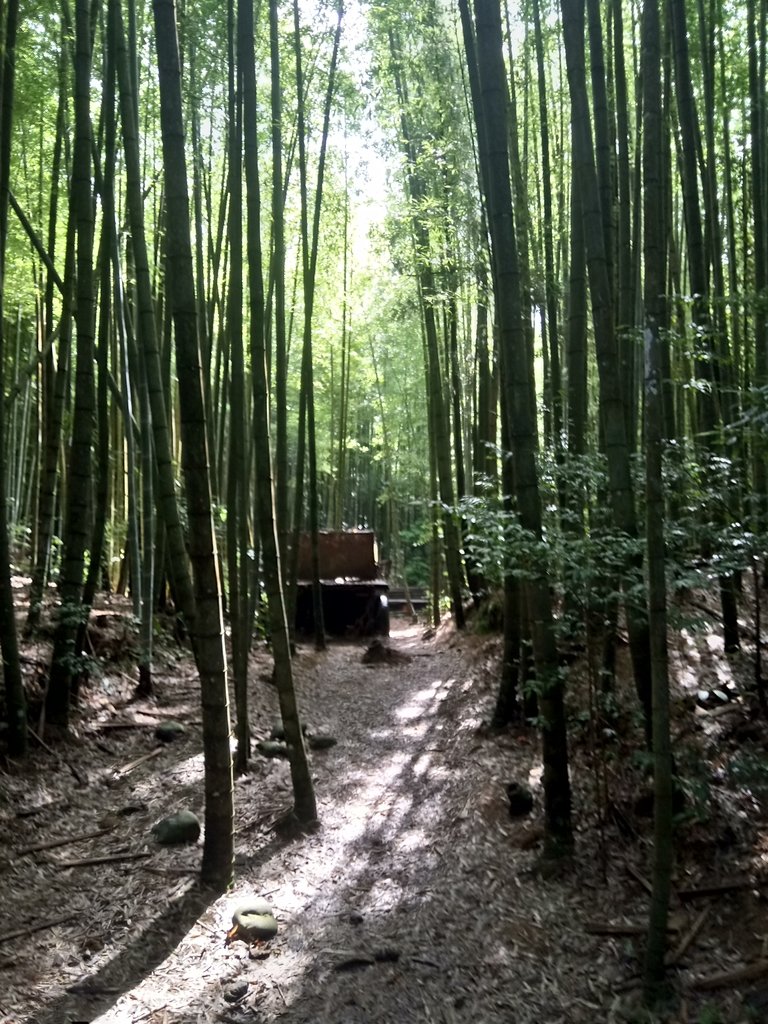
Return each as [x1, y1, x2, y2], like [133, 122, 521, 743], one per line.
[294, 530, 389, 638]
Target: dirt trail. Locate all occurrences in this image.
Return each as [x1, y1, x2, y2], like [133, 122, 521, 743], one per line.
[1, 617, 756, 1023]
[82, 621, 590, 1024]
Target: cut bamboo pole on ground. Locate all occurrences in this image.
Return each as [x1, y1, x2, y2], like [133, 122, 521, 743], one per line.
[17, 826, 114, 856]
[692, 959, 768, 990]
[56, 851, 152, 869]
[666, 906, 709, 965]
[0, 913, 78, 945]
[113, 747, 164, 775]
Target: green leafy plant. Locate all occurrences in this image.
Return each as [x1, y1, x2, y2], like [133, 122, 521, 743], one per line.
[696, 1004, 724, 1024]
[728, 751, 768, 793]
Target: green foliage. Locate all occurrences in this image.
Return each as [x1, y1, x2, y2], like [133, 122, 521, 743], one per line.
[57, 600, 90, 630]
[459, 451, 645, 648]
[673, 773, 711, 826]
[8, 523, 31, 571]
[46, 534, 63, 581]
[662, 442, 763, 592]
[57, 646, 96, 680]
[53, 603, 97, 679]
[462, 468, 569, 588]
[727, 750, 768, 793]
[457, 431, 765, 661]
[732, 383, 768, 440]
[696, 1006, 725, 1024]
[398, 516, 431, 588]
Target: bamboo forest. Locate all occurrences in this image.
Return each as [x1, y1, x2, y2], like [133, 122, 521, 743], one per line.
[0, 0, 767, 1020]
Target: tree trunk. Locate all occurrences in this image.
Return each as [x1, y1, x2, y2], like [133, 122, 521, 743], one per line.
[240, 0, 318, 826]
[669, 0, 738, 651]
[0, 0, 26, 754]
[586, 0, 613, 296]
[270, 0, 289, 564]
[642, 0, 673, 994]
[531, 0, 563, 451]
[112, 0, 197, 636]
[495, 418, 524, 726]
[560, 0, 653, 743]
[46, 0, 97, 731]
[749, 0, 768, 542]
[228, 0, 250, 775]
[471, 0, 572, 857]
[78, 42, 116, 677]
[153, 0, 234, 890]
[288, 0, 342, 651]
[26, 31, 70, 634]
[566, 182, 588, 459]
[612, 0, 637, 445]
[387, 26, 466, 629]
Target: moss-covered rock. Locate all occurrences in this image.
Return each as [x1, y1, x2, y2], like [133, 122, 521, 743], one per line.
[256, 740, 290, 759]
[228, 899, 278, 942]
[155, 721, 186, 743]
[506, 782, 534, 817]
[269, 721, 308, 741]
[151, 809, 201, 844]
[307, 733, 337, 750]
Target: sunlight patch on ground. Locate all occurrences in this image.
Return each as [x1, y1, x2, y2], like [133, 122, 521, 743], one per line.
[387, 791, 415, 821]
[706, 631, 724, 653]
[397, 679, 443, 704]
[395, 825, 429, 852]
[368, 727, 393, 740]
[390, 619, 427, 642]
[676, 625, 736, 692]
[396, 702, 428, 721]
[402, 720, 431, 738]
[528, 764, 544, 790]
[395, 677, 455, 723]
[92, 915, 218, 1023]
[126, 751, 205, 801]
[95, 897, 320, 1024]
[330, 750, 414, 843]
[677, 628, 704, 689]
[412, 752, 433, 776]
[361, 875, 409, 911]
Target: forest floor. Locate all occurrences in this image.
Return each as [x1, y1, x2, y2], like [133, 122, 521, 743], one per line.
[2, 586, 768, 1024]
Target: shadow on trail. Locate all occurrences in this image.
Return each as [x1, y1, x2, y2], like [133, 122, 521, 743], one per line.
[29, 830, 291, 1024]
